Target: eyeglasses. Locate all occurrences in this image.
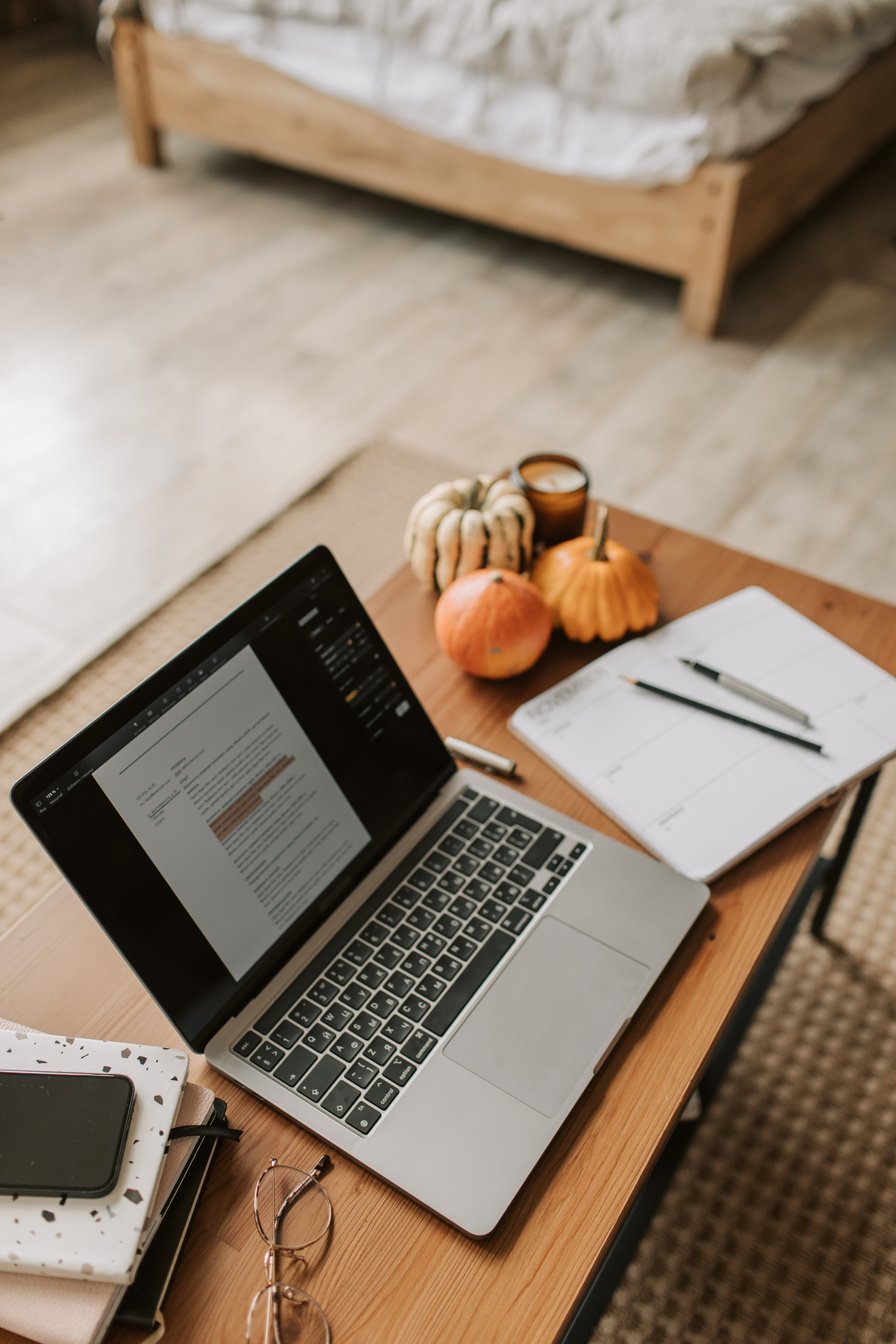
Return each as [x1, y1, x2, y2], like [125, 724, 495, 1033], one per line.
[245, 1156, 334, 1344]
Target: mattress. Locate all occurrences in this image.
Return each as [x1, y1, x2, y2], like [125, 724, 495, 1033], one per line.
[121, 0, 896, 184]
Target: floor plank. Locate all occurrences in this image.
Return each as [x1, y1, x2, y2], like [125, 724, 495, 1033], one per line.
[2, 25, 895, 729]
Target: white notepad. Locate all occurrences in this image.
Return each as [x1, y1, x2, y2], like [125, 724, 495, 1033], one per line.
[510, 588, 896, 882]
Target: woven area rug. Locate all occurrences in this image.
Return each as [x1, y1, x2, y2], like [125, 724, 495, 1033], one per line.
[0, 440, 464, 935]
[1, 442, 362, 733]
[591, 761, 896, 1344]
[1, 440, 894, 1343]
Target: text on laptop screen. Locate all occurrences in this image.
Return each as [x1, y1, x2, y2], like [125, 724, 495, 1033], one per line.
[93, 643, 373, 979]
[16, 550, 453, 1046]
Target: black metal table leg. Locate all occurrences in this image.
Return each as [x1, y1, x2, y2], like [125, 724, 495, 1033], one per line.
[810, 771, 881, 940]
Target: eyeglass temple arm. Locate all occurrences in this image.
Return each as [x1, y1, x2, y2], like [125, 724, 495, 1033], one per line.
[270, 1154, 334, 1244]
[311, 1155, 333, 1181]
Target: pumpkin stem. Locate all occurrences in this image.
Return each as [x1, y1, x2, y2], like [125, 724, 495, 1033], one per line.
[591, 503, 610, 561]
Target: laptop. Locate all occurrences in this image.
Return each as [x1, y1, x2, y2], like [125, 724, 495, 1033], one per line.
[12, 546, 709, 1236]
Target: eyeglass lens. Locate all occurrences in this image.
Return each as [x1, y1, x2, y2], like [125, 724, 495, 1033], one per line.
[254, 1164, 332, 1251]
[245, 1283, 330, 1344]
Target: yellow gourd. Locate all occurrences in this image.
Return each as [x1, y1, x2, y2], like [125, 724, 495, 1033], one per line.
[532, 505, 659, 643]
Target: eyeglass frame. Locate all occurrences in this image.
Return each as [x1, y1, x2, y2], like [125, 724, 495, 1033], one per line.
[246, 1155, 334, 1344]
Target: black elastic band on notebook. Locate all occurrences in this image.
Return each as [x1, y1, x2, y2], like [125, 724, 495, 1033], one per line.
[169, 1122, 242, 1142]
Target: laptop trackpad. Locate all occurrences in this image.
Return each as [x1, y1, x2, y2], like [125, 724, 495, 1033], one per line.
[444, 916, 649, 1118]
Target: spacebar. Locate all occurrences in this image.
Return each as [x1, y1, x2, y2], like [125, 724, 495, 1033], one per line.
[422, 930, 515, 1036]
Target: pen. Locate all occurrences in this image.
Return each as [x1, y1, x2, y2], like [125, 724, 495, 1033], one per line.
[679, 658, 813, 727]
[623, 677, 825, 753]
[444, 736, 518, 778]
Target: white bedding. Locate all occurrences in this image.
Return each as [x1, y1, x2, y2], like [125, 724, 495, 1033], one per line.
[128, 0, 896, 184]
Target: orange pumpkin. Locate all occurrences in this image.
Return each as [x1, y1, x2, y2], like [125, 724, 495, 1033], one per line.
[532, 504, 659, 643]
[435, 569, 552, 679]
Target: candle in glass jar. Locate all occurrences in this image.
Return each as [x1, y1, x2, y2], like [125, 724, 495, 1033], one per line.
[511, 454, 590, 546]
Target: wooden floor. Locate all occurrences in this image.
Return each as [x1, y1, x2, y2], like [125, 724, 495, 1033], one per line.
[2, 24, 895, 727]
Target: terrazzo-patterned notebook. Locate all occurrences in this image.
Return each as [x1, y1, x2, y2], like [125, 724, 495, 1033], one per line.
[0, 1026, 188, 1284]
[0, 1081, 215, 1344]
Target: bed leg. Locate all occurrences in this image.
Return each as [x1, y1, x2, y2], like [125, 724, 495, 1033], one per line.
[681, 269, 731, 338]
[679, 165, 745, 338]
[111, 19, 162, 167]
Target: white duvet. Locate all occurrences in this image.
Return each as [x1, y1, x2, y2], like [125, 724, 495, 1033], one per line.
[129, 0, 896, 182]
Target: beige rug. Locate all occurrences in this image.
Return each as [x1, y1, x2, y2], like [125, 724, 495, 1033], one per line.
[1, 441, 893, 1344]
[0, 442, 362, 734]
[0, 439, 464, 935]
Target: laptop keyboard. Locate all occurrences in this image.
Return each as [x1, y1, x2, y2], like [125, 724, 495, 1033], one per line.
[231, 786, 589, 1136]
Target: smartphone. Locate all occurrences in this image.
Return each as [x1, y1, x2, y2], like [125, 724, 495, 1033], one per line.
[0, 1071, 136, 1198]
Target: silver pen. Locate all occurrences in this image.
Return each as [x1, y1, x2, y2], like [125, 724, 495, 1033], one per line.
[678, 658, 813, 727]
[444, 737, 518, 778]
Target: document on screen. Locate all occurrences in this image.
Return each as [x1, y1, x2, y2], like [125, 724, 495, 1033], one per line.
[95, 646, 370, 978]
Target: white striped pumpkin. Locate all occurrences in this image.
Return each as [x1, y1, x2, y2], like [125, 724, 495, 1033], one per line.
[404, 475, 536, 593]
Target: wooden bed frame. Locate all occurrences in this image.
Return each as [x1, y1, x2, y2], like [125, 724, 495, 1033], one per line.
[112, 20, 896, 336]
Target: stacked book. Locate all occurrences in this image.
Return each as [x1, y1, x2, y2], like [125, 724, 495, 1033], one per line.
[0, 1022, 236, 1344]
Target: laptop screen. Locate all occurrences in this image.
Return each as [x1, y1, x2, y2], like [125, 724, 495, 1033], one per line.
[12, 547, 454, 1049]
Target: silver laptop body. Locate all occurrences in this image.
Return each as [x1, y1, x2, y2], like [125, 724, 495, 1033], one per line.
[13, 547, 708, 1237]
[210, 768, 706, 1235]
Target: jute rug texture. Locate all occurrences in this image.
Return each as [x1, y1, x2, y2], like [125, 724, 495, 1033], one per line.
[590, 766, 896, 1344]
[0, 440, 457, 934]
[1, 441, 361, 734]
[1, 442, 893, 1344]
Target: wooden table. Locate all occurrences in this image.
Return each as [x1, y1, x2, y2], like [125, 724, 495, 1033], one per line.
[2, 509, 894, 1344]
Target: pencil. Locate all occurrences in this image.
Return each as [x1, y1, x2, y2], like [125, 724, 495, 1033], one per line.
[623, 677, 826, 753]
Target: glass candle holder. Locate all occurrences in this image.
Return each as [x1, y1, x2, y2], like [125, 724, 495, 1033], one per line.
[511, 454, 590, 547]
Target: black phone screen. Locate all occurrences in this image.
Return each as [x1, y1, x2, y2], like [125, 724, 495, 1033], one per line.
[0, 1071, 136, 1198]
